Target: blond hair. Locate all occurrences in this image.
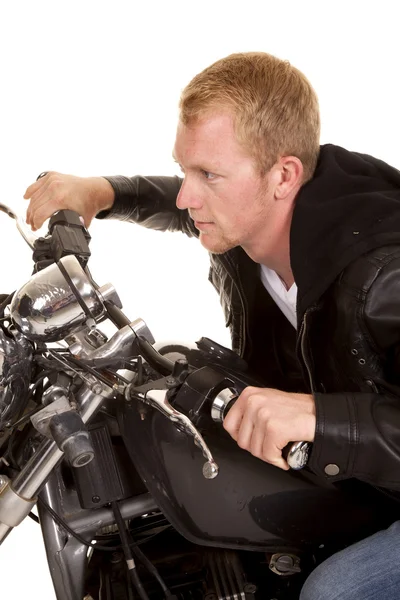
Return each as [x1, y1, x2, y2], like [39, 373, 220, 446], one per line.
[179, 52, 320, 182]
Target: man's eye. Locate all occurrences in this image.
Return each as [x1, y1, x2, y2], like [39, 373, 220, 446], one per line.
[201, 170, 216, 180]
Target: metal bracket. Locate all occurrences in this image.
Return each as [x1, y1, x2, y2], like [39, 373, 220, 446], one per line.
[31, 395, 72, 438]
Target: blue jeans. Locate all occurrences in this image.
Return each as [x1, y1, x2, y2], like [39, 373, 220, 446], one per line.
[300, 520, 400, 600]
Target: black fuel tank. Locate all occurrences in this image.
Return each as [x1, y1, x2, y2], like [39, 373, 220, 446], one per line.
[118, 340, 398, 553]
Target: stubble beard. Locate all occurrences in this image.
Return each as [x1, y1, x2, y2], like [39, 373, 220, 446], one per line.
[198, 178, 270, 255]
[199, 229, 238, 255]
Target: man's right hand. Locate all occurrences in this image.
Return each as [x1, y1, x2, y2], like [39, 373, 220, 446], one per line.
[24, 172, 115, 231]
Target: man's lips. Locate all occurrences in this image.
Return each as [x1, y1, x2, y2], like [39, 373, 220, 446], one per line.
[194, 220, 214, 229]
[189, 213, 214, 228]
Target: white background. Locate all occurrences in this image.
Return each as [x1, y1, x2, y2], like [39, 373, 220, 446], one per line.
[0, 1, 399, 597]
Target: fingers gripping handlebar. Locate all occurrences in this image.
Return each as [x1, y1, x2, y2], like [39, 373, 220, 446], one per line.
[210, 388, 311, 470]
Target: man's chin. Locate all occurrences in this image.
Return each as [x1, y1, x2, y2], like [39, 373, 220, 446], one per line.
[198, 231, 235, 254]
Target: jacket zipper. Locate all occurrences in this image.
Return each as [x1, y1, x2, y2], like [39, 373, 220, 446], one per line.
[298, 307, 317, 393]
[219, 254, 249, 358]
[234, 274, 248, 358]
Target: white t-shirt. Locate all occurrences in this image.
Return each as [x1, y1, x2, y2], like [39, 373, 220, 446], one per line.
[260, 264, 298, 329]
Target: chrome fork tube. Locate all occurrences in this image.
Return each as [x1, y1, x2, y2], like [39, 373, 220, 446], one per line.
[12, 440, 63, 500]
[0, 379, 113, 544]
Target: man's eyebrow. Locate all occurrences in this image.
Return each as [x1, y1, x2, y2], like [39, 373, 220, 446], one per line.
[171, 153, 218, 173]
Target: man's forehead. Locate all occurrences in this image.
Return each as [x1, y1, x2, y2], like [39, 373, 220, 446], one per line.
[173, 112, 244, 165]
[178, 111, 235, 139]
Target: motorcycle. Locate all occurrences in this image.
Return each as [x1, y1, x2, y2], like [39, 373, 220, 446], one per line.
[0, 202, 398, 600]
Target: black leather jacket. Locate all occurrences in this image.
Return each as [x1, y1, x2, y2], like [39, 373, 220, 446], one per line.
[99, 145, 400, 492]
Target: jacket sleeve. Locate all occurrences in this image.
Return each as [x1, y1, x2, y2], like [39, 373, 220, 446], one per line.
[96, 174, 198, 237]
[308, 255, 400, 490]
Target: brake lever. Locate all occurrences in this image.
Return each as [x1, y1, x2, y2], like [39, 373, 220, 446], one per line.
[210, 388, 311, 470]
[132, 387, 219, 480]
[0, 202, 39, 250]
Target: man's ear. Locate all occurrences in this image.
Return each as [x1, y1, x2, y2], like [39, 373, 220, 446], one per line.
[273, 156, 304, 200]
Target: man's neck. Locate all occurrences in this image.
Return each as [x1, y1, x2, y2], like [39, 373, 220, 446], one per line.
[242, 226, 294, 289]
[244, 247, 294, 289]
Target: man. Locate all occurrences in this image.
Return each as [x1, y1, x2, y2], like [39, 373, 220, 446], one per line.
[24, 52, 400, 599]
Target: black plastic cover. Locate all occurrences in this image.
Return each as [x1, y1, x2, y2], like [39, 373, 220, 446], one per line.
[72, 422, 145, 509]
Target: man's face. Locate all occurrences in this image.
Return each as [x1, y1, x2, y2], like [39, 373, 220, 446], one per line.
[173, 112, 275, 255]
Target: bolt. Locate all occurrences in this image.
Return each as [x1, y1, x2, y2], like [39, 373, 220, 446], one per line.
[244, 583, 257, 594]
[92, 495, 101, 504]
[111, 551, 123, 564]
[202, 461, 219, 479]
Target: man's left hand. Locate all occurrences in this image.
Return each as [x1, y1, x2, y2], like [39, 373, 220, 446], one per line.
[223, 387, 316, 470]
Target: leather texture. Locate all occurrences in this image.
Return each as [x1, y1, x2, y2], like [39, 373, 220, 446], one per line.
[99, 172, 400, 492]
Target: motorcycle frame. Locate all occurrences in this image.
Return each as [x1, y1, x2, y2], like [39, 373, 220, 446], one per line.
[38, 469, 157, 600]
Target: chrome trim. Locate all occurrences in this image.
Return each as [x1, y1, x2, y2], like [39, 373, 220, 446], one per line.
[211, 387, 237, 423]
[285, 441, 311, 470]
[77, 322, 142, 367]
[0, 476, 37, 527]
[68, 320, 155, 369]
[129, 318, 155, 345]
[98, 282, 123, 309]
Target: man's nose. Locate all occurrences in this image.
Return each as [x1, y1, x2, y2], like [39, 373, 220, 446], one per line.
[176, 178, 203, 210]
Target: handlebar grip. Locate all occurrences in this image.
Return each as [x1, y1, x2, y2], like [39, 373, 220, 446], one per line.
[210, 388, 311, 470]
[222, 396, 238, 419]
